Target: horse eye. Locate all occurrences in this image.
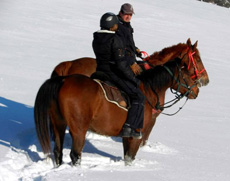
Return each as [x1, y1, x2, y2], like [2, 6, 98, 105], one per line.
[194, 57, 201, 62]
[183, 64, 187, 69]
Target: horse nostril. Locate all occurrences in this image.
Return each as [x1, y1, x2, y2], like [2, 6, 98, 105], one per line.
[196, 77, 209, 87]
[202, 78, 209, 86]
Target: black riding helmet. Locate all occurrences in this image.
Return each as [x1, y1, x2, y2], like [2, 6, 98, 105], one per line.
[100, 12, 119, 30]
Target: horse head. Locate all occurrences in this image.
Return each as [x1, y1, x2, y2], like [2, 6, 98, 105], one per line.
[182, 38, 210, 87]
[172, 38, 209, 99]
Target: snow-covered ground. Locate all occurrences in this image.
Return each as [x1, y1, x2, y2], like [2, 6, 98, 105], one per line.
[0, 0, 230, 180]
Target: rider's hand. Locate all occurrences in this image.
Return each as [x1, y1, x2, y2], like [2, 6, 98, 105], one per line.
[130, 62, 142, 75]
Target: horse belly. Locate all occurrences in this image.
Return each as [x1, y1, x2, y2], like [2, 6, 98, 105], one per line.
[89, 95, 128, 136]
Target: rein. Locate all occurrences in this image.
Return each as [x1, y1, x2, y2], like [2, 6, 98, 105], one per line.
[139, 51, 152, 70]
[145, 61, 197, 116]
[158, 64, 196, 116]
[162, 63, 195, 113]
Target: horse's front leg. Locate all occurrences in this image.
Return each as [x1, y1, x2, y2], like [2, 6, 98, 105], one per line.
[122, 138, 142, 165]
[141, 116, 157, 146]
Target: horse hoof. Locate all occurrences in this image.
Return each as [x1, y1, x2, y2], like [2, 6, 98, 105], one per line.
[72, 159, 81, 166]
[54, 159, 62, 167]
[125, 160, 133, 166]
[124, 155, 134, 166]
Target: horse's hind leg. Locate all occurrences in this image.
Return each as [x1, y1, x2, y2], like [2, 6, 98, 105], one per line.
[69, 130, 87, 166]
[53, 124, 66, 166]
[50, 109, 67, 166]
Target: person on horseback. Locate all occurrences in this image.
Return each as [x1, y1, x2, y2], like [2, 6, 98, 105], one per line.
[117, 3, 143, 62]
[92, 12, 145, 139]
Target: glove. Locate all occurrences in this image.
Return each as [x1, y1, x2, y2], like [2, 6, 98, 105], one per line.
[130, 62, 142, 75]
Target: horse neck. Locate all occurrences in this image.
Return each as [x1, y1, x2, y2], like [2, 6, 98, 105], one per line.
[140, 62, 179, 108]
[148, 43, 188, 66]
[141, 82, 168, 111]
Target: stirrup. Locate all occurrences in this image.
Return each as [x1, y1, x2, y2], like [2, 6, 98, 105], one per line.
[131, 129, 142, 139]
[121, 127, 132, 137]
[121, 127, 142, 139]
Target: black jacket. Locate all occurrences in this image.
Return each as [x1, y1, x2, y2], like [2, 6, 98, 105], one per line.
[92, 30, 140, 86]
[117, 15, 138, 60]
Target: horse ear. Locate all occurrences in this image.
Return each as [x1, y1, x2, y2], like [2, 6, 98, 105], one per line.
[193, 40, 198, 50]
[186, 38, 192, 47]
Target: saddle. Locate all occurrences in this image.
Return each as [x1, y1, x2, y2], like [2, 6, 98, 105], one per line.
[91, 72, 130, 110]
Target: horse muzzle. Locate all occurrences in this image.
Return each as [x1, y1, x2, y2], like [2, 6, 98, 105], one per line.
[196, 76, 209, 87]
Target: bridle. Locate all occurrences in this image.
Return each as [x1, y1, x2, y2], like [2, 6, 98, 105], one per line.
[186, 49, 206, 80]
[141, 48, 206, 80]
[144, 48, 201, 116]
[146, 61, 197, 116]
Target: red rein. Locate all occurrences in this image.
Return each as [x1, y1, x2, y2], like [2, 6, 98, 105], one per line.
[140, 51, 151, 70]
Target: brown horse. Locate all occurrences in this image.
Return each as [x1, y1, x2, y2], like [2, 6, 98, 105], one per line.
[34, 40, 209, 166]
[51, 39, 209, 87]
[51, 57, 96, 78]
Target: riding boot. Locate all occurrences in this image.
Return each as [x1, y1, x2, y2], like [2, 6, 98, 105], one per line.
[121, 126, 132, 138]
[121, 124, 142, 139]
[130, 129, 142, 139]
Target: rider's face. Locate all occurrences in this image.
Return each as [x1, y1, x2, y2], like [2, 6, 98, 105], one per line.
[120, 13, 133, 23]
[110, 24, 118, 31]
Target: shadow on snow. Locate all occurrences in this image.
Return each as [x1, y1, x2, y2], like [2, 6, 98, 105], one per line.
[0, 96, 122, 162]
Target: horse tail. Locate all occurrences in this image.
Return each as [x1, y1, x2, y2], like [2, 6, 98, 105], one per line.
[34, 76, 64, 154]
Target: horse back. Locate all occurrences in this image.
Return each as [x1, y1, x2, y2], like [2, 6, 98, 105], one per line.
[69, 58, 96, 76]
[52, 57, 96, 77]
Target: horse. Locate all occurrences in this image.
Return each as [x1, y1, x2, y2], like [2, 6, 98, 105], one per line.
[34, 40, 209, 166]
[51, 57, 96, 78]
[51, 39, 209, 87]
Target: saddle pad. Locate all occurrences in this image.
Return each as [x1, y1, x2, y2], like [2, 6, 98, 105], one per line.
[93, 79, 128, 111]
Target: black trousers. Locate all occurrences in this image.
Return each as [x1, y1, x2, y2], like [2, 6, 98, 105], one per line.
[98, 68, 145, 129]
[115, 78, 145, 129]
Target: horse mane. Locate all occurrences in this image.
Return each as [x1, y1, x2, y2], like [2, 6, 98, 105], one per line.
[139, 58, 181, 91]
[148, 43, 188, 66]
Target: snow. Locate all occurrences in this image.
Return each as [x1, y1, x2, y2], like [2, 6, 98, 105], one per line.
[0, 0, 230, 180]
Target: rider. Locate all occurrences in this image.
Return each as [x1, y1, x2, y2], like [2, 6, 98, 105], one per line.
[117, 3, 143, 62]
[92, 12, 145, 139]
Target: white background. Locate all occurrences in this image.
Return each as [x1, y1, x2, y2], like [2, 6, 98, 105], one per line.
[0, 0, 229, 180]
